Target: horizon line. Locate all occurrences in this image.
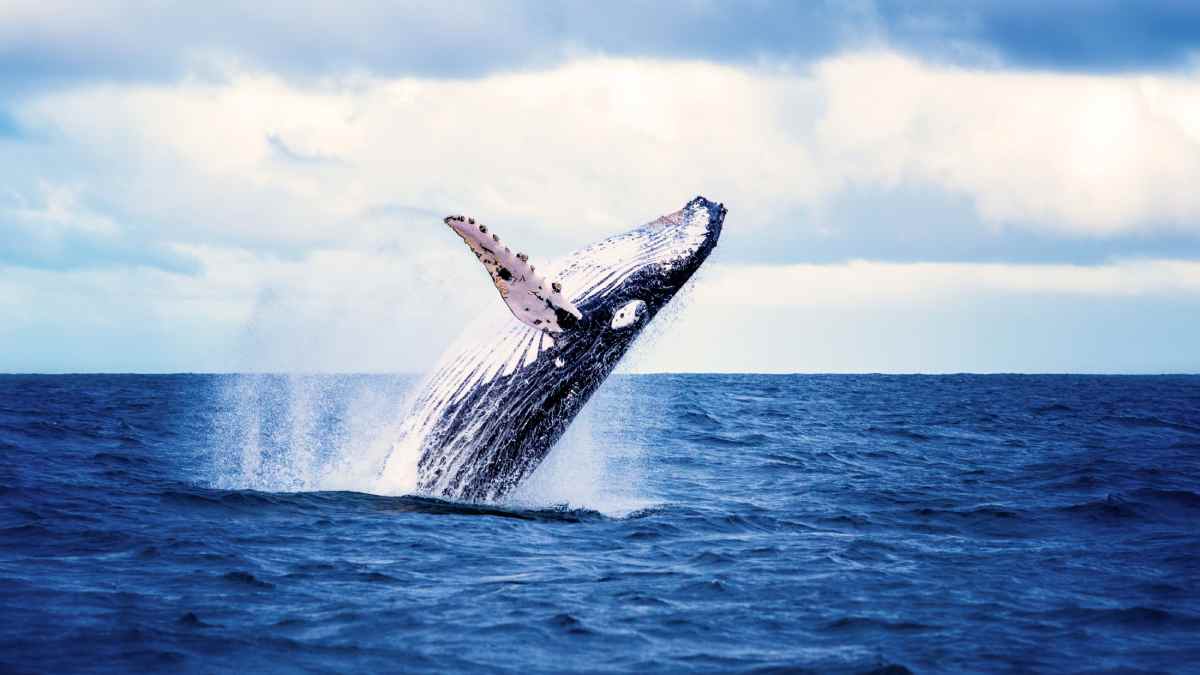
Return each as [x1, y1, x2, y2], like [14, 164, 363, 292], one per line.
[2, 371, 1198, 377]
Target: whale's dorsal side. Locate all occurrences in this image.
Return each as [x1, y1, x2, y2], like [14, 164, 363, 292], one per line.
[445, 215, 583, 333]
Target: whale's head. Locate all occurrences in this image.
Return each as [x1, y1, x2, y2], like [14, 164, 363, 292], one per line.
[553, 195, 725, 338]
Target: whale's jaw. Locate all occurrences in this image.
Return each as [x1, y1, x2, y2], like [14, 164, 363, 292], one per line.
[397, 197, 725, 502]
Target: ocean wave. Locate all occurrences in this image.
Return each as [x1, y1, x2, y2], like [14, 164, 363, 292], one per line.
[3, 373, 1199, 673]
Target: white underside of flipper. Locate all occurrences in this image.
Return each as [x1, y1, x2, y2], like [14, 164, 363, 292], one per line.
[445, 215, 583, 333]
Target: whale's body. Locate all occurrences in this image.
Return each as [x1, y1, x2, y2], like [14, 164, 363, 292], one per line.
[394, 196, 725, 502]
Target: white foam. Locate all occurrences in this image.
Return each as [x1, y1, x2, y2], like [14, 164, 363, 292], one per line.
[503, 377, 661, 518]
[207, 370, 659, 517]
[209, 374, 416, 495]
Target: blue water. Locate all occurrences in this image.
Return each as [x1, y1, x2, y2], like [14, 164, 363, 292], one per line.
[1, 374, 1198, 673]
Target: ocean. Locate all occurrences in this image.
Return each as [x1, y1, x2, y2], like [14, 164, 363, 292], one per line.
[1, 373, 1198, 673]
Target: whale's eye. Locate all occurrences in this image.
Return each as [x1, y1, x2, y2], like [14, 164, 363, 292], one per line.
[611, 300, 646, 329]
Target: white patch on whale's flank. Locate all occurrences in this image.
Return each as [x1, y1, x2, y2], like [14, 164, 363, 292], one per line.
[522, 328, 542, 368]
[501, 330, 534, 377]
[445, 215, 582, 333]
[611, 299, 646, 329]
[417, 318, 540, 408]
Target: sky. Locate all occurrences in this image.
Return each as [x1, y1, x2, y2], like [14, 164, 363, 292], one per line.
[2, 1, 1200, 373]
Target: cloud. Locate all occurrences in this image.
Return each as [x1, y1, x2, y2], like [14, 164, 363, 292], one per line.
[814, 53, 1200, 236]
[6, 251, 1199, 374]
[629, 259, 1200, 374]
[5, 50, 1200, 372]
[655, 255, 1200, 372]
[697, 259, 1200, 308]
[13, 52, 1200, 266]
[12, 60, 815, 261]
[0, 240, 488, 373]
[0, 1, 844, 88]
[884, 1, 1200, 73]
[0, 182, 201, 273]
[0, 109, 22, 137]
[2, 1, 1197, 95]
[266, 132, 343, 165]
[723, 183, 1200, 265]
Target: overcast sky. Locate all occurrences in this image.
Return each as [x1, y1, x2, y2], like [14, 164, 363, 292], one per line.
[3, 1, 1200, 373]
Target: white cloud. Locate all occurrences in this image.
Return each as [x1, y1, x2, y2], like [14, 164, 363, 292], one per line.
[6, 51, 1200, 372]
[7, 182, 120, 236]
[17, 60, 813, 250]
[815, 53, 1200, 235]
[0, 240, 490, 372]
[627, 258, 1200, 374]
[14, 51, 1200, 252]
[696, 259, 1200, 308]
[6, 251, 1199, 373]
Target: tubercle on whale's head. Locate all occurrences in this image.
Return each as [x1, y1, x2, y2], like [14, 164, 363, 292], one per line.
[551, 195, 725, 336]
[682, 194, 726, 261]
[635, 195, 724, 273]
[631, 193, 724, 285]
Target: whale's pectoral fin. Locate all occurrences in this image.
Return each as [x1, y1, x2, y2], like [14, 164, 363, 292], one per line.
[445, 215, 583, 333]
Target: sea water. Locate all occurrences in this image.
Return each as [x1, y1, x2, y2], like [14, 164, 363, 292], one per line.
[1, 373, 1198, 673]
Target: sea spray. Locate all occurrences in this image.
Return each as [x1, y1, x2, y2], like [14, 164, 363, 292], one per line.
[11, 373, 1199, 673]
[208, 373, 414, 494]
[206, 371, 657, 515]
[206, 290, 690, 510]
[206, 288, 695, 508]
[507, 374, 660, 517]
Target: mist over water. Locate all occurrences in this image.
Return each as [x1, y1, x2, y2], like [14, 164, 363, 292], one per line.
[510, 375, 659, 517]
[210, 374, 395, 493]
[208, 371, 655, 516]
[208, 263, 684, 512]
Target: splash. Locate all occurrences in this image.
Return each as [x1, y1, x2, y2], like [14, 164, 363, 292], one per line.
[209, 373, 415, 494]
[505, 376, 661, 517]
[206, 197, 721, 511]
[207, 278, 704, 513]
[207, 370, 657, 516]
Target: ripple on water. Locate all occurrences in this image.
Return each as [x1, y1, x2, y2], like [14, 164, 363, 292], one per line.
[1, 373, 1198, 673]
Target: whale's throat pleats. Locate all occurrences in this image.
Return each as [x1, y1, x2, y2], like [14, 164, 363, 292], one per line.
[445, 216, 583, 333]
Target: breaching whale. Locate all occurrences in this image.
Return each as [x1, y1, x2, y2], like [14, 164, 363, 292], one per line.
[386, 196, 725, 502]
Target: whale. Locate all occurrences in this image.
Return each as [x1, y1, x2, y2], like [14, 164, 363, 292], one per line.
[385, 196, 725, 502]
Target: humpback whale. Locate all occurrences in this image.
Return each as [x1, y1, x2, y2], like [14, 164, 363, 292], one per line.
[387, 196, 725, 502]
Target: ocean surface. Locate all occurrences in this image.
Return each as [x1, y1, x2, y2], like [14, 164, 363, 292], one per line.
[1, 373, 1198, 674]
